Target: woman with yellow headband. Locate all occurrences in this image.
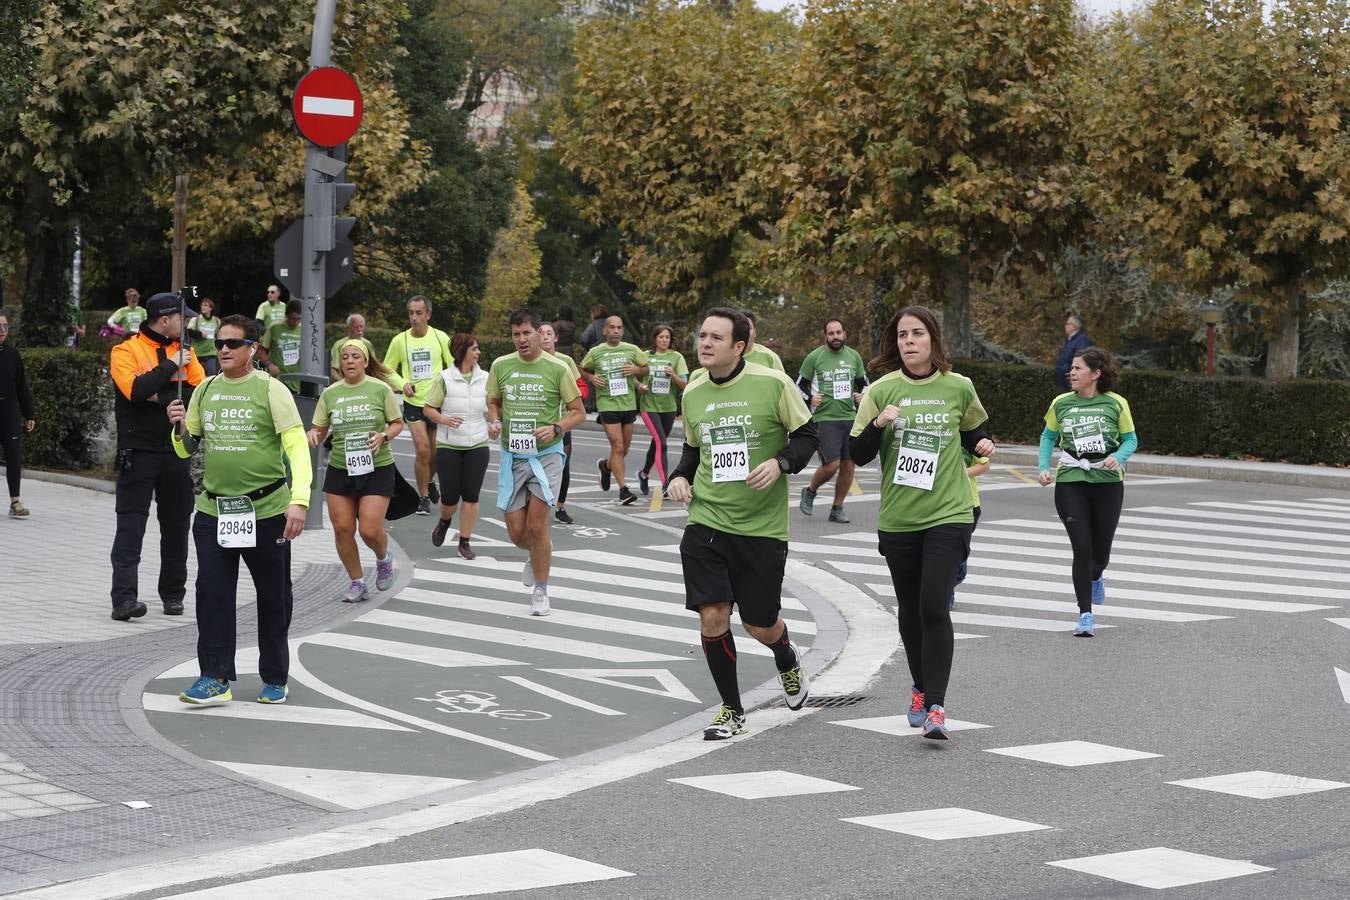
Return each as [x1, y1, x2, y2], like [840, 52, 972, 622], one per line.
[307, 339, 405, 603]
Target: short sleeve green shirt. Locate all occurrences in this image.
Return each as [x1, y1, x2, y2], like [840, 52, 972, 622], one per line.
[852, 369, 989, 532]
[111, 306, 147, 334]
[799, 345, 867, 422]
[255, 301, 287, 329]
[581, 342, 650, 412]
[682, 362, 812, 541]
[186, 370, 303, 519]
[486, 352, 581, 452]
[384, 329, 452, 405]
[312, 376, 402, 471]
[743, 345, 785, 372]
[640, 350, 689, 413]
[262, 322, 302, 391]
[1044, 391, 1135, 484]
[189, 315, 220, 360]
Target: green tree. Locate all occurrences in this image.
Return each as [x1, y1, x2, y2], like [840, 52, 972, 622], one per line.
[559, 0, 796, 314]
[776, 0, 1081, 357]
[436, 0, 574, 113]
[1080, 0, 1350, 379]
[480, 181, 544, 328]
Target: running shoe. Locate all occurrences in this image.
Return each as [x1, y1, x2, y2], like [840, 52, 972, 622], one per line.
[530, 586, 550, 617]
[257, 683, 288, 704]
[638, 472, 649, 495]
[375, 557, 395, 592]
[522, 558, 535, 587]
[110, 602, 147, 621]
[598, 459, 612, 491]
[179, 676, 231, 706]
[431, 517, 452, 547]
[780, 642, 810, 710]
[8, 500, 29, 518]
[921, 704, 950, 740]
[1074, 611, 1095, 637]
[458, 538, 476, 560]
[798, 486, 816, 516]
[703, 705, 748, 741]
[342, 579, 369, 603]
[907, 687, 926, 727]
[554, 507, 574, 525]
[427, 480, 440, 505]
[1091, 576, 1106, 606]
[619, 486, 637, 506]
[828, 506, 849, 524]
[415, 496, 432, 516]
[162, 599, 184, 616]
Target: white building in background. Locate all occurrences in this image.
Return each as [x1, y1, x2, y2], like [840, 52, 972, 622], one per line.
[465, 72, 533, 145]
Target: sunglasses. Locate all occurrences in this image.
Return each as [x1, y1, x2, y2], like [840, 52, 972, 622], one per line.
[214, 338, 256, 350]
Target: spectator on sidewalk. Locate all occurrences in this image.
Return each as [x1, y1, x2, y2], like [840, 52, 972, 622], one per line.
[577, 303, 608, 352]
[167, 314, 311, 706]
[0, 309, 35, 518]
[109, 291, 205, 621]
[1054, 314, 1092, 392]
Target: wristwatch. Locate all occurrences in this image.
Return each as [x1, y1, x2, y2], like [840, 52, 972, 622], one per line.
[552, 424, 563, 437]
[777, 456, 790, 473]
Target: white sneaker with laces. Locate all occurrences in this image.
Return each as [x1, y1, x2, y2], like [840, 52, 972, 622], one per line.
[530, 586, 550, 616]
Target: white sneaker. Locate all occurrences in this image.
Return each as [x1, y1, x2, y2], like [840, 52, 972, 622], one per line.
[779, 641, 810, 710]
[530, 586, 550, 616]
[522, 558, 535, 587]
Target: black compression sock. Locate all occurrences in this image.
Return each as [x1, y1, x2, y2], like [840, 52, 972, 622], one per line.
[769, 625, 798, 673]
[701, 630, 742, 715]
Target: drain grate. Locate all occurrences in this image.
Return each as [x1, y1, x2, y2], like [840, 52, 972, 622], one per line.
[773, 694, 870, 709]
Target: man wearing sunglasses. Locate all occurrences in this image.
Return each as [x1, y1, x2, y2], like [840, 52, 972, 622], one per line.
[109, 291, 206, 621]
[167, 315, 311, 706]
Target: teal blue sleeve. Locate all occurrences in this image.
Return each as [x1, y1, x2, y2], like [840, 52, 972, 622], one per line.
[1113, 431, 1138, 465]
[1038, 427, 1058, 470]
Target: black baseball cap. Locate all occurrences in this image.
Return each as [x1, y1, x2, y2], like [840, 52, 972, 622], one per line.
[145, 292, 198, 320]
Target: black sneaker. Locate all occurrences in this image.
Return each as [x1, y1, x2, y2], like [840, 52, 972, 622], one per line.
[111, 602, 147, 622]
[427, 480, 440, 505]
[638, 472, 649, 495]
[431, 517, 452, 547]
[619, 486, 636, 506]
[598, 459, 611, 491]
[162, 600, 184, 616]
[416, 496, 432, 516]
[554, 507, 574, 525]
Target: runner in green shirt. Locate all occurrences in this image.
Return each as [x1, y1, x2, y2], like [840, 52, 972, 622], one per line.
[580, 316, 649, 505]
[796, 317, 868, 523]
[166, 314, 312, 707]
[741, 310, 785, 372]
[260, 300, 303, 393]
[186, 298, 221, 376]
[850, 305, 996, 741]
[486, 309, 585, 616]
[308, 340, 404, 604]
[540, 322, 582, 525]
[108, 287, 147, 336]
[634, 324, 689, 496]
[329, 313, 376, 382]
[254, 285, 287, 331]
[384, 295, 454, 514]
[1037, 346, 1138, 636]
[667, 307, 817, 741]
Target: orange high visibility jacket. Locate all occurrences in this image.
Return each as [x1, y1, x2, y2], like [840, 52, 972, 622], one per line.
[111, 327, 205, 451]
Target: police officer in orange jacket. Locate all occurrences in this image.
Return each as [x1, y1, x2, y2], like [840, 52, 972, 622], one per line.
[109, 292, 205, 620]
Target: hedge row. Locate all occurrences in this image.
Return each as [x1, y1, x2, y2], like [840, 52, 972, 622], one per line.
[17, 349, 113, 470]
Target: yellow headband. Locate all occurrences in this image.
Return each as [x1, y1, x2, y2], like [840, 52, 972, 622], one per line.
[338, 338, 369, 362]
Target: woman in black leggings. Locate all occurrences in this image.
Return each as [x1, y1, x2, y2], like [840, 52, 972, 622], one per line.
[1037, 347, 1138, 637]
[636, 324, 688, 496]
[0, 310, 35, 518]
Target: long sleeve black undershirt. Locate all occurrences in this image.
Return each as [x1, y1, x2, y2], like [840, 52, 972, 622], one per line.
[851, 420, 991, 466]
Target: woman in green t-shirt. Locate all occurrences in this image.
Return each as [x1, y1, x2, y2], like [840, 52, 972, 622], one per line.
[307, 340, 405, 604]
[849, 306, 996, 741]
[1036, 347, 1138, 637]
[187, 298, 221, 376]
[636, 324, 688, 495]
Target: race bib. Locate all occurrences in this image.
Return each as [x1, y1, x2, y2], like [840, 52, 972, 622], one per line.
[1073, 422, 1107, 456]
[216, 496, 257, 549]
[508, 419, 538, 455]
[608, 365, 629, 397]
[831, 375, 852, 400]
[128, 320, 141, 333]
[200, 322, 216, 339]
[410, 348, 433, 381]
[709, 425, 750, 483]
[344, 433, 375, 476]
[892, 429, 940, 491]
[281, 346, 299, 367]
[651, 365, 671, 395]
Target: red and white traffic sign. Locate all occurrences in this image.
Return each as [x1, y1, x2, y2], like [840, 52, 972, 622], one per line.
[291, 67, 364, 147]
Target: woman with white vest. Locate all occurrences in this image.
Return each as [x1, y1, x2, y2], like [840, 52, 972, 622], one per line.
[424, 332, 490, 559]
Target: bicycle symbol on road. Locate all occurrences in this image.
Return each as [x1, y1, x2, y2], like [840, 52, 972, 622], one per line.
[415, 689, 552, 721]
[567, 525, 616, 539]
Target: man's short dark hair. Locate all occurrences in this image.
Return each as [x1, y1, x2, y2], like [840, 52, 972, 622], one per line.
[218, 314, 259, 342]
[509, 308, 541, 329]
[742, 309, 758, 325]
[823, 317, 845, 333]
[703, 307, 750, 350]
[285, 299, 302, 316]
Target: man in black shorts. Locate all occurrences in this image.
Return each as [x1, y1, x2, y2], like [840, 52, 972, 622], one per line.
[796, 317, 868, 523]
[580, 316, 649, 506]
[667, 307, 818, 740]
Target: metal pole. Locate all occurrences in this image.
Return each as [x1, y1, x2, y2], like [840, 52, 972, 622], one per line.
[1205, 323, 1215, 376]
[171, 175, 188, 292]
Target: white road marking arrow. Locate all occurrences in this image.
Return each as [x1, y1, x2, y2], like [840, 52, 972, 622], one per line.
[1336, 668, 1350, 705]
[539, 668, 700, 703]
[1328, 618, 1350, 632]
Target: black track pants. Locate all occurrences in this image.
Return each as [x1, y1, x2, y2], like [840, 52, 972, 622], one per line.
[1054, 480, 1125, 613]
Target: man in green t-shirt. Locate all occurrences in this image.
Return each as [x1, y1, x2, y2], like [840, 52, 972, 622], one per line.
[260, 300, 303, 393]
[329, 313, 376, 382]
[487, 309, 585, 616]
[166, 314, 312, 707]
[107, 287, 147, 337]
[580, 316, 649, 506]
[797, 317, 869, 523]
[254, 284, 287, 333]
[741, 310, 785, 372]
[666, 307, 817, 741]
[384, 295, 454, 515]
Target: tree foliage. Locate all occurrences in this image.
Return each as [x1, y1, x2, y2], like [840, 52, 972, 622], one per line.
[436, 0, 574, 112]
[1079, 0, 1350, 379]
[480, 181, 544, 329]
[776, 0, 1081, 357]
[559, 0, 796, 315]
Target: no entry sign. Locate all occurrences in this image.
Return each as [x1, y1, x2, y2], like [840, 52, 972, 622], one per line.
[291, 67, 364, 147]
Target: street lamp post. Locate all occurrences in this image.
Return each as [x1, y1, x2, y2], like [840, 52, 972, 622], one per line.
[1199, 302, 1223, 376]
